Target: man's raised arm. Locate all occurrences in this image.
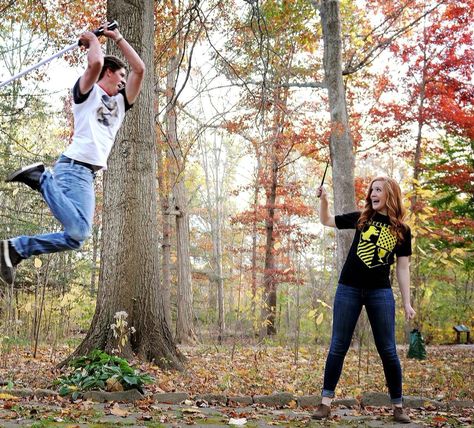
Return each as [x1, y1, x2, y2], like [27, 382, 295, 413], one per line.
[103, 25, 145, 103]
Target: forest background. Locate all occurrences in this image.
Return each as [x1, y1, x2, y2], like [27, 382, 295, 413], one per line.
[0, 0, 472, 393]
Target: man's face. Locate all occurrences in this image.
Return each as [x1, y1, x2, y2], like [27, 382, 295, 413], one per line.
[108, 68, 127, 94]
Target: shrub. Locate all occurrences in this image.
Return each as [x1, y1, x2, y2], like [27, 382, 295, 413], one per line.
[55, 349, 153, 399]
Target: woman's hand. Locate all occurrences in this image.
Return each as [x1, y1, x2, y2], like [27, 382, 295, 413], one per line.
[404, 304, 416, 321]
[317, 185, 328, 200]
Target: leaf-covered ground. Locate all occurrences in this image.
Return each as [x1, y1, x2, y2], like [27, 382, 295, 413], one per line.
[0, 344, 472, 426]
[1, 344, 471, 401]
[150, 344, 473, 402]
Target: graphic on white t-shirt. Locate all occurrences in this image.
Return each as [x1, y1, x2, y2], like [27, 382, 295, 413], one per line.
[97, 94, 119, 127]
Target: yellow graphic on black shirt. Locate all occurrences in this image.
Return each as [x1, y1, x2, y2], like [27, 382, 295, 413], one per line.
[357, 221, 397, 268]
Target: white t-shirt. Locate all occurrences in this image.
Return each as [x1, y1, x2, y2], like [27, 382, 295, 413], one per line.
[63, 79, 132, 170]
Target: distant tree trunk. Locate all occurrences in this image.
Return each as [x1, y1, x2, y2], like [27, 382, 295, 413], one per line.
[89, 221, 100, 295]
[250, 154, 261, 327]
[66, 0, 183, 370]
[410, 32, 428, 327]
[157, 139, 173, 329]
[261, 153, 278, 337]
[173, 181, 197, 344]
[260, 85, 286, 337]
[319, 0, 356, 271]
[165, 46, 197, 345]
[412, 32, 428, 201]
[200, 132, 225, 343]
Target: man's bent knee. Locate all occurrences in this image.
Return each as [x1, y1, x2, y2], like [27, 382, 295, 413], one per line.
[65, 228, 92, 249]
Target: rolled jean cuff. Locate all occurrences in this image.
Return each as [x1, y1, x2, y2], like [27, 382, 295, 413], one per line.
[391, 397, 403, 405]
[322, 389, 335, 398]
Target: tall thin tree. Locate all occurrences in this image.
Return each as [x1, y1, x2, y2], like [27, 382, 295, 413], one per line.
[317, 0, 356, 268]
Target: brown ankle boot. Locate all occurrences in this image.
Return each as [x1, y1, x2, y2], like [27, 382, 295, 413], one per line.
[393, 407, 411, 423]
[311, 403, 331, 419]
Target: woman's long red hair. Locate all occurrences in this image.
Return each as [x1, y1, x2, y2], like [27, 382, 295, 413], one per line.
[357, 177, 408, 242]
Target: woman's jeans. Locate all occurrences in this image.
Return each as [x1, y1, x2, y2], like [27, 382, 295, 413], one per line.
[322, 284, 403, 404]
[11, 156, 95, 258]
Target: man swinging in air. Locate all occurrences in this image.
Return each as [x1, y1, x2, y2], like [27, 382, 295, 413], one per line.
[0, 22, 145, 284]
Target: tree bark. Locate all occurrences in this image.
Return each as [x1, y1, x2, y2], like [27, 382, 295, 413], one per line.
[65, 0, 183, 370]
[319, 0, 356, 271]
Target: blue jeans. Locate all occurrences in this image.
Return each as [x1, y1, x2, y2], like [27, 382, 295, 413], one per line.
[11, 156, 95, 258]
[322, 284, 403, 404]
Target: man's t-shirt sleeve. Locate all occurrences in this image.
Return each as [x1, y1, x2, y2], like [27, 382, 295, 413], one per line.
[335, 211, 361, 230]
[120, 87, 133, 111]
[72, 78, 93, 104]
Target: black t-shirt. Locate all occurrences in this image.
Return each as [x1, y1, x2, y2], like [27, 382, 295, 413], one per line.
[335, 212, 412, 289]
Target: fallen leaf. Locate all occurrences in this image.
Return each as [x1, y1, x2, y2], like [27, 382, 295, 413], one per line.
[0, 393, 19, 400]
[106, 377, 124, 392]
[316, 313, 324, 325]
[110, 403, 129, 417]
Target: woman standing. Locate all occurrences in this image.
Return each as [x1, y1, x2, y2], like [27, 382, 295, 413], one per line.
[314, 177, 415, 423]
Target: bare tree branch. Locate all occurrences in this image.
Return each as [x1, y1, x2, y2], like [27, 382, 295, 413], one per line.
[343, 0, 447, 75]
[0, 0, 16, 15]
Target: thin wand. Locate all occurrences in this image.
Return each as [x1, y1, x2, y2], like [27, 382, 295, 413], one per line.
[320, 161, 329, 187]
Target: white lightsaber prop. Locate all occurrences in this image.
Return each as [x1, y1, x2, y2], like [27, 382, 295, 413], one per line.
[0, 21, 117, 90]
[0, 43, 78, 89]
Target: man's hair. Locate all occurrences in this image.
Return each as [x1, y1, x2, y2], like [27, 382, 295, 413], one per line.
[99, 55, 127, 80]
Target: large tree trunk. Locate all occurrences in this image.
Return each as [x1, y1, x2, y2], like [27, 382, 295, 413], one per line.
[319, 0, 356, 271]
[66, 0, 183, 370]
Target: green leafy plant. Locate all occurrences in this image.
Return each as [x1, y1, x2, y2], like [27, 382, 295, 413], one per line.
[55, 349, 154, 399]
